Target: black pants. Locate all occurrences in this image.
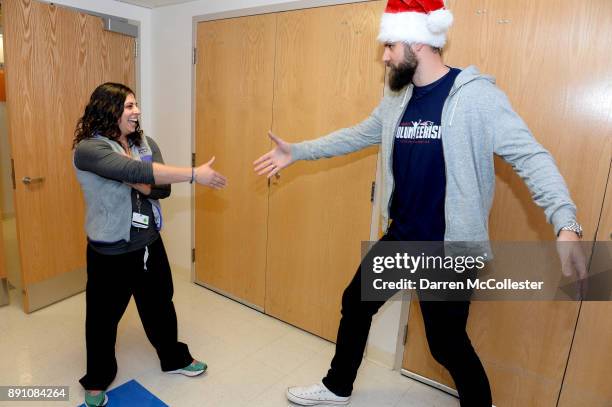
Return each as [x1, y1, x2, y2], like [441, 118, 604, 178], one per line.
[79, 237, 193, 390]
[322, 236, 492, 407]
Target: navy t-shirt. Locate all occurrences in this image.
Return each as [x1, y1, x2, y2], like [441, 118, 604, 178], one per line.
[388, 67, 461, 241]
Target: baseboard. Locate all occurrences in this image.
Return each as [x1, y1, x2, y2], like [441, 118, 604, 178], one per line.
[193, 279, 264, 313]
[26, 267, 86, 312]
[400, 369, 497, 407]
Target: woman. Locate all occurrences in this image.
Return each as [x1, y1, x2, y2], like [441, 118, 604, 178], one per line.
[73, 82, 226, 407]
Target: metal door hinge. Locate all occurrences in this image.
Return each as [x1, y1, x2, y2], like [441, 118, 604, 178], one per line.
[192, 153, 196, 167]
[192, 48, 197, 65]
[403, 325, 408, 345]
[134, 39, 138, 58]
[370, 181, 376, 202]
[192, 248, 196, 263]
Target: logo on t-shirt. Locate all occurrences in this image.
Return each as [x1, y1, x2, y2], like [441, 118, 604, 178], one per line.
[396, 120, 441, 143]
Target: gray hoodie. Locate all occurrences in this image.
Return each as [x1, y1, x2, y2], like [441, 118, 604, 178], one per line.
[291, 66, 576, 245]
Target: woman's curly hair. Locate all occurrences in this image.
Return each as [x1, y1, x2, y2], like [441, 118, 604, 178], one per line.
[73, 82, 142, 149]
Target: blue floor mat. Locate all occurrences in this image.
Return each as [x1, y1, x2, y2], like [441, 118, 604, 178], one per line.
[78, 379, 168, 407]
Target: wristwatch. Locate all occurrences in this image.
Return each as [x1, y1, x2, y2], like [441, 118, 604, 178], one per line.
[559, 221, 583, 238]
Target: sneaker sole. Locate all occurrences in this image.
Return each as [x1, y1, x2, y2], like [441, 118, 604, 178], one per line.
[167, 368, 207, 377]
[286, 390, 349, 406]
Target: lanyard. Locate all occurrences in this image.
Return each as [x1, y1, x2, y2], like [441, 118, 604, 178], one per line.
[136, 192, 142, 214]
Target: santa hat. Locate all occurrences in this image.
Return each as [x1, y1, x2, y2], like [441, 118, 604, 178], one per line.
[377, 0, 453, 48]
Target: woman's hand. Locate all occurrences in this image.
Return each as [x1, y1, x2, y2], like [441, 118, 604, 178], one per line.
[194, 156, 227, 189]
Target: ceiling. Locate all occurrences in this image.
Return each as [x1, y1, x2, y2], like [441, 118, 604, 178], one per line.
[115, 0, 201, 9]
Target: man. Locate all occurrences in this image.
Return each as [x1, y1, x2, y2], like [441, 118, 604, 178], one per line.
[254, 0, 585, 405]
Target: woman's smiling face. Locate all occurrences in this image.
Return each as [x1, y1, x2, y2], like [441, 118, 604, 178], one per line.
[117, 93, 140, 137]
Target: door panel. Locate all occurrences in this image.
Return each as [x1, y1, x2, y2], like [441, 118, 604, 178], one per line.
[3, 0, 135, 312]
[404, 300, 580, 405]
[193, 14, 276, 308]
[558, 164, 612, 407]
[402, 0, 612, 405]
[557, 303, 612, 407]
[265, 1, 385, 341]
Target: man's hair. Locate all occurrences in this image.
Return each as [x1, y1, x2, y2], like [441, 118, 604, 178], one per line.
[402, 42, 443, 55]
[431, 46, 443, 55]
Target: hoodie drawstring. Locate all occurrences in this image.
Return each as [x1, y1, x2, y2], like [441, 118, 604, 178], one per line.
[448, 85, 463, 127]
[143, 246, 149, 271]
[401, 88, 409, 108]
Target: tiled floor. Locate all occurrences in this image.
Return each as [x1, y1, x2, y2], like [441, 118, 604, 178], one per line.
[0, 261, 458, 407]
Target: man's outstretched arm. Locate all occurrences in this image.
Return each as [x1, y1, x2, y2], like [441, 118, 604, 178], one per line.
[253, 100, 387, 177]
[485, 84, 586, 281]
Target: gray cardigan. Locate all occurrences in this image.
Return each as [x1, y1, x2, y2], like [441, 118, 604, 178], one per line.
[291, 66, 576, 245]
[74, 135, 168, 243]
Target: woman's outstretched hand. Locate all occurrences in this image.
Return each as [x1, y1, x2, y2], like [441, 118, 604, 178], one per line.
[195, 156, 227, 189]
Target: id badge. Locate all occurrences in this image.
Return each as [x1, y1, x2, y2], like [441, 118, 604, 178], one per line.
[132, 212, 150, 229]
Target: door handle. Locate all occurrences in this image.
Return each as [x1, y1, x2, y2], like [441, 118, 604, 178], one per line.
[22, 176, 45, 185]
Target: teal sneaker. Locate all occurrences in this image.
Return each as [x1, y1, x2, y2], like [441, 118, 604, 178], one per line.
[167, 360, 207, 377]
[85, 390, 108, 407]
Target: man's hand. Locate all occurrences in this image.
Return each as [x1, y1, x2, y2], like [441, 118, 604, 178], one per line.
[253, 132, 293, 178]
[557, 230, 588, 298]
[195, 156, 227, 189]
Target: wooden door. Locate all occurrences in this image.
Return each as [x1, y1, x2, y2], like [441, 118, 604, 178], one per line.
[557, 163, 612, 407]
[3, 0, 135, 312]
[402, 0, 612, 405]
[265, 1, 385, 341]
[193, 14, 276, 309]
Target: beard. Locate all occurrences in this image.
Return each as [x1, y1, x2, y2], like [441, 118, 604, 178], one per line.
[387, 49, 418, 91]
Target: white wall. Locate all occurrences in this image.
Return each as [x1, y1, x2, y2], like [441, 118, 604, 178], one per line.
[151, 0, 404, 369]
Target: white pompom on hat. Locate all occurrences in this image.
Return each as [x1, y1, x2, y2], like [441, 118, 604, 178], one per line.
[377, 0, 453, 48]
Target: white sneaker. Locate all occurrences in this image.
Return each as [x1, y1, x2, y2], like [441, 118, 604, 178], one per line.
[286, 382, 350, 406]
